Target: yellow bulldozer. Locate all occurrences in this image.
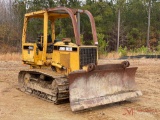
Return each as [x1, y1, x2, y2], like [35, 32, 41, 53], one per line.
[18, 7, 142, 111]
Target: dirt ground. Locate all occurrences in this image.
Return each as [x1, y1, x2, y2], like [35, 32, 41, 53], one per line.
[0, 59, 160, 120]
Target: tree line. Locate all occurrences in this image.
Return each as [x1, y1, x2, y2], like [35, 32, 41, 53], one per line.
[0, 0, 160, 53]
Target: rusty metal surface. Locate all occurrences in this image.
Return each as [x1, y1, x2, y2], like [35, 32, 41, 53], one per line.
[70, 90, 142, 111]
[95, 62, 131, 70]
[84, 10, 98, 45]
[68, 66, 142, 111]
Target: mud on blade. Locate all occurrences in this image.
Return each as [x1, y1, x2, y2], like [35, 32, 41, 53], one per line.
[68, 66, 142, 111]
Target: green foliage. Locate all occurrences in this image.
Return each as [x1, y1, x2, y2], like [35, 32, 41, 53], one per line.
[56, 29, 66, 40]
[136, 46, 148, 54]
[80, 34, 85, 45]
[97, 33, 108, 54]
[3, 0, 160, 53]
[26, 18, 43, 42]
[118, 46, 127, 56]
[156, 41, 160, 52]
[127, 28, 142, 49]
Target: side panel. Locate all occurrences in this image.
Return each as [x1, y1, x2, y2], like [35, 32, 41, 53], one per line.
[22, 43, 35, 62]
[70, 51, 80, 71]
[22, 43, 43, 65]
[52, 49, 79, 72]
[60, 53, 70, 68]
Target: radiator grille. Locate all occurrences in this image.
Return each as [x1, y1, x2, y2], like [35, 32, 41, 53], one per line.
[79, 47, 97, 69]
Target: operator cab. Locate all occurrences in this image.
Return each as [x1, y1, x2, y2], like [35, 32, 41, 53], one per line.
[22, 7, 98, 68]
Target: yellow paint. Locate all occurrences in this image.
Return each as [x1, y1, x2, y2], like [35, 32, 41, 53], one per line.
[22, 9, 98, 75]
[51, 20, 55, 42]
[25, 10, 45, 17]
[42, 11, 48, 63]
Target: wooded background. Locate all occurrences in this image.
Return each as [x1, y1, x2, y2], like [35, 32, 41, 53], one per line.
[0, 0, 160, 53]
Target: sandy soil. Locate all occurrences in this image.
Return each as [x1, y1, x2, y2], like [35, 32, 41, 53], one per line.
[0, 59, 160, 120]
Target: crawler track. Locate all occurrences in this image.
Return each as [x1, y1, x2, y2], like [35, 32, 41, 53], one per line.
[18, 69, 69, 104]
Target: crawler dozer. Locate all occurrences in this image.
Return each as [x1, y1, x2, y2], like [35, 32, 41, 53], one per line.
[18, 7, 142, 111]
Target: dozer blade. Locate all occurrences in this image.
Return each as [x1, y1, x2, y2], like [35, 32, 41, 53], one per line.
[68, 64, 142, 111]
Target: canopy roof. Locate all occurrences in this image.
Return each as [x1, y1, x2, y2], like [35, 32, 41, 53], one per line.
[24, 7, 98, 46]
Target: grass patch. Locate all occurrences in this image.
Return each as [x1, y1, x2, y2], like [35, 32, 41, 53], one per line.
[99, 50, 159, 59]
[0, 53, 21, 61]
[99, 52, 121, 59]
